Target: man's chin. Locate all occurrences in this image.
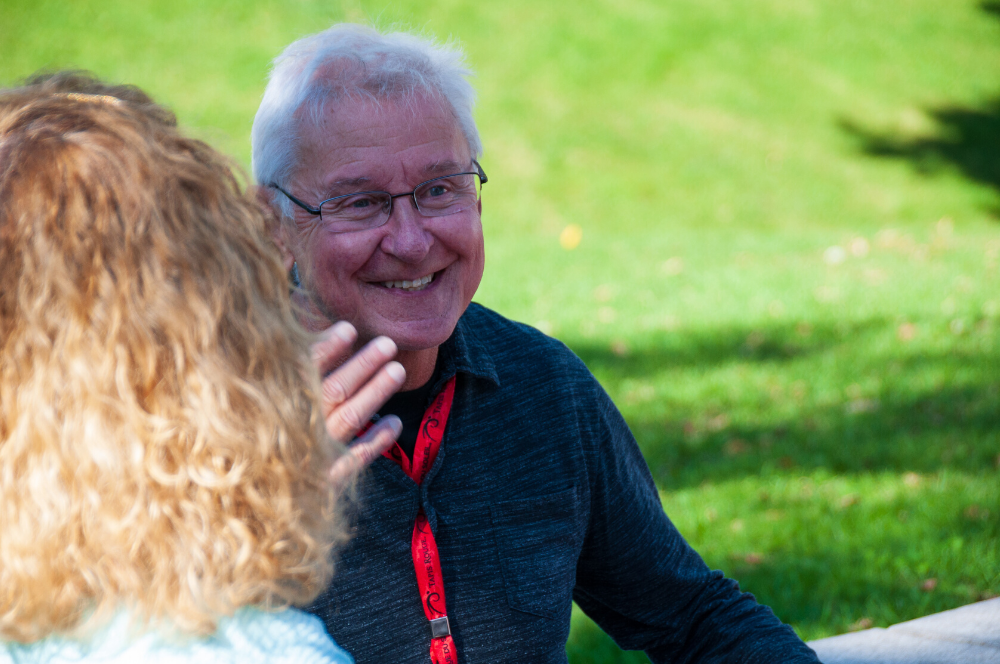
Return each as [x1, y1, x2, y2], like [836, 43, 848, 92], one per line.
[372, 315, 461, 352]
[386, 328, 455, 353]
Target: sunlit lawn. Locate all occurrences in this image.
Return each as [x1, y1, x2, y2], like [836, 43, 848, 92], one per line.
[3, 1, 999, 661]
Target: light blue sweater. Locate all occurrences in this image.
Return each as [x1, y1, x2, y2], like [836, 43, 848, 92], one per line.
[0, 607, 353, 664]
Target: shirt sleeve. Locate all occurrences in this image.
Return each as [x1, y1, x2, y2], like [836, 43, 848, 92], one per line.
[571, 376, 820, 664]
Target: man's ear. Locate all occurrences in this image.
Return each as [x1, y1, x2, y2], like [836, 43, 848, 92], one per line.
[255, 184, 296, 272]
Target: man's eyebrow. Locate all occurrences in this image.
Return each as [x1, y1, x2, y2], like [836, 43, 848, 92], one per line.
[424, 160, 465, 175]
[322, 162, 469, 194]
[327, 176, 372, 190]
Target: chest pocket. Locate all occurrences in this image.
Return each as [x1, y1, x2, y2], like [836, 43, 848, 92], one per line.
[490, 487, 582, 620]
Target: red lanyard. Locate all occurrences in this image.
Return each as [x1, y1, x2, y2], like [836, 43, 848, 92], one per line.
[382, 376, 458, 664]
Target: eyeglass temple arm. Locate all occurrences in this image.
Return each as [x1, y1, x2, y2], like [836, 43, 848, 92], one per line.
[269, 184, 322, 216]
[474, 160, 488, 185]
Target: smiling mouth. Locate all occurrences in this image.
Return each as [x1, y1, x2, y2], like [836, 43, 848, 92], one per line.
[380, 273, 436, 292]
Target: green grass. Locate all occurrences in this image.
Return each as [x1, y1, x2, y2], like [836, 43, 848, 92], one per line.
[3, 1, 1000, 661]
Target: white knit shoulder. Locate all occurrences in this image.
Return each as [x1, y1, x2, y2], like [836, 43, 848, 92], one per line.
[0, 607, 353, 664]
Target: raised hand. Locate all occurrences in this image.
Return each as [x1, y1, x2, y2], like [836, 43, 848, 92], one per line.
[312, 321, 406, 487]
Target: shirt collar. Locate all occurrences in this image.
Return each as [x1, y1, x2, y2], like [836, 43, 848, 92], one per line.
[432, 305, 500, 393]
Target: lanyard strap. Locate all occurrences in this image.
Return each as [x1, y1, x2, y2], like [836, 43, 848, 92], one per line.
[383, 376, 458, 664]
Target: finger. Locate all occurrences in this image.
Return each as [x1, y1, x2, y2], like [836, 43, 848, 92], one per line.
[328, 416, 402, 489]
[311, 321, 357, 377]
[325, 360, 405, 442]
[320, 335, 398, 417]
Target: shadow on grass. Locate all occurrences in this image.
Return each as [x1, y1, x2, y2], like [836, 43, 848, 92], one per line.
[723, 542, 999, 641]
[836, 2, 1000, 214]
[699, 466, 1000, 636]
[569, 492, 999, 650]
[633, 383, 1000, 489]
[569, 318, 891, 377]
[564, 320, 1000, 489]
[840, 101, 1000, 213]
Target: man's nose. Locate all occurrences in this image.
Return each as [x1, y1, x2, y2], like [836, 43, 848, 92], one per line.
[379, 195, 433, 262]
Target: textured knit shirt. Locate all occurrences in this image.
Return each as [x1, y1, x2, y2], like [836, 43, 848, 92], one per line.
[0, 608, 352, 664]
[308, 303, 820, 664]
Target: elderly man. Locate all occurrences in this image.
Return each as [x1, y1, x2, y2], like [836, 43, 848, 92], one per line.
[253, 24, 819, 664]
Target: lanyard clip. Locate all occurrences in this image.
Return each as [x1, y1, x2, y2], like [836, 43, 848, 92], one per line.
[429, 616, 451, 639]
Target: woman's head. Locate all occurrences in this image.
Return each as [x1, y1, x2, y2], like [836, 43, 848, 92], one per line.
[0, 74, 343, 642]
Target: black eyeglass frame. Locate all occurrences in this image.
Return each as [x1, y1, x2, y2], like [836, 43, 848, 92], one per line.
[270, 160, 487, 230]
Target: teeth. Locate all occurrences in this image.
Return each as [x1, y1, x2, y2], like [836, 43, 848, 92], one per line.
[382, 273, 434, 291]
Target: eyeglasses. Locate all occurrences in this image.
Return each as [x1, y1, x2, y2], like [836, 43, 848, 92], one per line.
[271, 161, 487, 234]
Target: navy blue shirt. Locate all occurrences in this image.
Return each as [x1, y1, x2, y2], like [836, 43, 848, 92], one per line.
[309, 303, 819, 663]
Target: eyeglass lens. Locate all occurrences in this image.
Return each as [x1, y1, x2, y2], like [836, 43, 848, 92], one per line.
[320, 173, 481, 232]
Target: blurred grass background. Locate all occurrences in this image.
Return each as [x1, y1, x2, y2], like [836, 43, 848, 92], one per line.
[3, 0, 999, 661]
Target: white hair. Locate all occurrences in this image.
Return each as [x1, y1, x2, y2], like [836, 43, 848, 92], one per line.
[251, 24, 482, 218]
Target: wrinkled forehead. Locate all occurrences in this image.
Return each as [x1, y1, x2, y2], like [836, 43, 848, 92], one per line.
[292, 92, 468, 187]
[300, 65, 455, 127]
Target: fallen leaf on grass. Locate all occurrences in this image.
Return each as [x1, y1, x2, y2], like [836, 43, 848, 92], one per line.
[875, 228, 899, 248]
[624, 384, 654, 404]
[850, 237, 870, 257]
[660, 257, 684, 276]
[850, 618, 874, 632]
[706, 413, 730, 432]
[846, 398, 880, 415]
[964, 505, 990, 520]
[593, 284, 613, 302]
[730, 552, 764, 566]
[744, 330, 765, 351]
[921, 578, 938, 592]
[559, 224, 582, 250]
[724, 438, 749, 456]
[839, 494, 859, 509]
[610, 339, 629, 357]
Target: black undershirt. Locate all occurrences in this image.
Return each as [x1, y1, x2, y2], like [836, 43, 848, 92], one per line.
[377, 360, 443, 461]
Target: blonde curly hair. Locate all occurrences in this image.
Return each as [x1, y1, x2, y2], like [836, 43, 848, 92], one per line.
[0, 74, 345, 643]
